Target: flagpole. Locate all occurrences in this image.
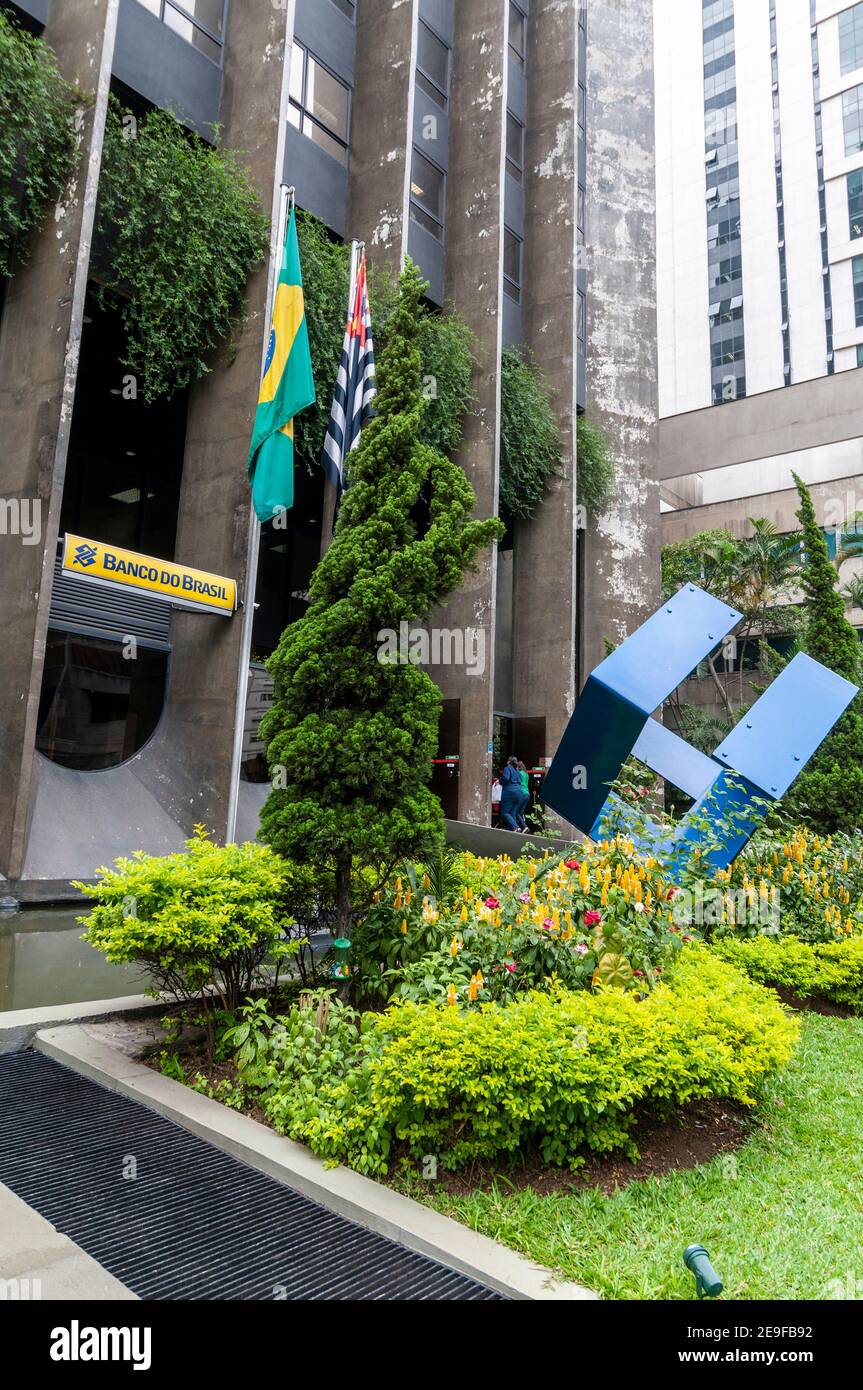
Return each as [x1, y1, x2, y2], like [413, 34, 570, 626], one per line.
[320, 239, 359, 557]
[225, 181, 294, 845]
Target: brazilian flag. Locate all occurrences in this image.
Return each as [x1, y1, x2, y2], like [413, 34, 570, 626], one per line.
[248, 204, 316, 522]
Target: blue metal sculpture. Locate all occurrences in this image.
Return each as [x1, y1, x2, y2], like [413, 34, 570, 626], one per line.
[540, 584, 858, 876]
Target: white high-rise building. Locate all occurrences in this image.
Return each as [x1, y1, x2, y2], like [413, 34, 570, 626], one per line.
[656, 0, 863, 593]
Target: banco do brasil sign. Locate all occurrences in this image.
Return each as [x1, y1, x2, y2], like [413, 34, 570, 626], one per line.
[62, 534, 237, 616]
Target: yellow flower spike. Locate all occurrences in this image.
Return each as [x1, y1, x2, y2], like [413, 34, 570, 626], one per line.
[395, 877, 402, 892]
[450, 936, 460, 958]
[404, 887, 412, 906]
[401, 918, 408, 936]
[446, 983, 457, 1007]
[529, 862, 536, 879]
[394, 892, 403, 910]
[529, 882, 537, 901]
[601, 884, 609, 907]
[423, 873, 431, 890]
[460, 904, 468, 922]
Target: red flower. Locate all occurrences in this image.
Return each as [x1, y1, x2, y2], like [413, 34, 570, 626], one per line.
[485, 896, 500, 909]
[584, 909, 602, 927]
[504, 962, 517, 973]
[634, 969, 645, 977]
[541, 917, 555, 930]
[682, 934, 693, 943]
[564, 859, 581, 870]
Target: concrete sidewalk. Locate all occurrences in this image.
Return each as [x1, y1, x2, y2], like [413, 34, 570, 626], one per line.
[0, 1182, 136, 1301]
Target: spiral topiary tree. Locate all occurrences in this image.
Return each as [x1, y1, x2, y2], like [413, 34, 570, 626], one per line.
[783, 474, 863, 832]
[259, 261, 503, 938]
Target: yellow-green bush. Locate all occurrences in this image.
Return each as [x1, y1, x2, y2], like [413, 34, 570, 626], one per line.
[76, 828, 293, 1012]
[714, 935, 863, 1012]
[250, 947, 798, 1175]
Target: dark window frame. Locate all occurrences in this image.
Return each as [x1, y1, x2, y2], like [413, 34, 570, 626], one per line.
[503, 226, 522, 303]
[506, 110, 524, 182]
[409, 146, 446, 241]
[416, 19, 450, 110]
[133, 0, 228, 66]
[508, 1, 527, 69]
[288, 40, 352, 166]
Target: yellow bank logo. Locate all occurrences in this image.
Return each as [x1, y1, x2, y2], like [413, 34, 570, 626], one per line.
[62, 534, 237, 616]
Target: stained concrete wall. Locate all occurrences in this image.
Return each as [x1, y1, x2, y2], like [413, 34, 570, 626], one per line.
[431, 0, 507, 824]
[581, 0, 660, 677]
[511, 0, 579, 782]
[0, 0, 119, 881]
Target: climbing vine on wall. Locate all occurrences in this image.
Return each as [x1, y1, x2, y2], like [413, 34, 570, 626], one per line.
[0, 10, 77, 278]
[576, 413, 615, 514]
[498, 346, 562, 521]
[295, 211, 476, 465]
[96, 99, 269, 402]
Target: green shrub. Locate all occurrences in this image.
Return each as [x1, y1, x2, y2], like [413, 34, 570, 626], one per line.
[499, 348, 562, 520]
[713, 935, 863, 1012]
[0, 10, 77, 276]
[75, 828, 294, 1014]
[226, 946, 797, 1175]
[96, 99, 269, 401]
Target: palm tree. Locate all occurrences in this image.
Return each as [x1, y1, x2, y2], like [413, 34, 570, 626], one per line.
[835, 510, 863, 570]
[840, 572, 863, 612]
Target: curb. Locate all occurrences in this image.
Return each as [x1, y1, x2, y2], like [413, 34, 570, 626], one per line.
[34, 1025, 596, 1302]
[0, 994, 166, 1055]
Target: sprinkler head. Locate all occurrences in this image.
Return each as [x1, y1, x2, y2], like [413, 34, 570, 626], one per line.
[683, 1244, 724, 1299]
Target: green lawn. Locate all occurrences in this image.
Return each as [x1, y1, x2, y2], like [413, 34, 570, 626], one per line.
[426, 1013, 863, 1299]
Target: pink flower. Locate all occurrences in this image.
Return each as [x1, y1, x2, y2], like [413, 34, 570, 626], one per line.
[519, 891, 530, 903]
[584, 909, 602, 927]
[485, 896, 500, 909]
[634, 969, 645, 977]
[564, 859, 581, 870]
[639, 787, 648, 798]
[575, 943, 589, 957]
[542, 917, 555, 930]
[504, 962, 517, 973]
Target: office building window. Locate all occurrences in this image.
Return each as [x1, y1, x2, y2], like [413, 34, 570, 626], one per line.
[577, 183, 585, 246]
[416, 21, 449, 109]
[410, 149, 445, 239]
[840, 1, 863, 74]
[506, 112, 524, 182]
[858, 343, 863, 367]
[578, 83, 586, 141]
[37, 632, 168, 771]
[843, 85, 863, 156]
[855, 256, 863, 326]
[133, 0, 226, 63]
[577, 291, 586, 351]
[503, 228, 522, 302]
[850, 169, 863, 239]
[288, 42, 351, 165]
[330, 0, 355, 17]
[508, 2, 526, 69]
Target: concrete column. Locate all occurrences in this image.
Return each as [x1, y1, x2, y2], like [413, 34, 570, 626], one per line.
[147, 0, 293, 837]
[0, 0, 119, 880]
[581, 0, 660, 678]
[346, 0, 416, 272]
[317, 0, 418, 553]
[511, 0, 579, 777]
[433, 0, 507, 824]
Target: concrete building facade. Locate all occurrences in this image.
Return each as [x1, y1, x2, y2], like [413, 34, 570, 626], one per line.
[656, 0, 863, 627]
[0, 0, 658, 892]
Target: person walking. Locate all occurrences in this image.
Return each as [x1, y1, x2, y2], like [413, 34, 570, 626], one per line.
[516, 760, 530, 831]
[498, 755, 523, 832]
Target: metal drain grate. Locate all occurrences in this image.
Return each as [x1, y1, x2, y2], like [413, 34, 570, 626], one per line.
[0, 1051, 504, 1301]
